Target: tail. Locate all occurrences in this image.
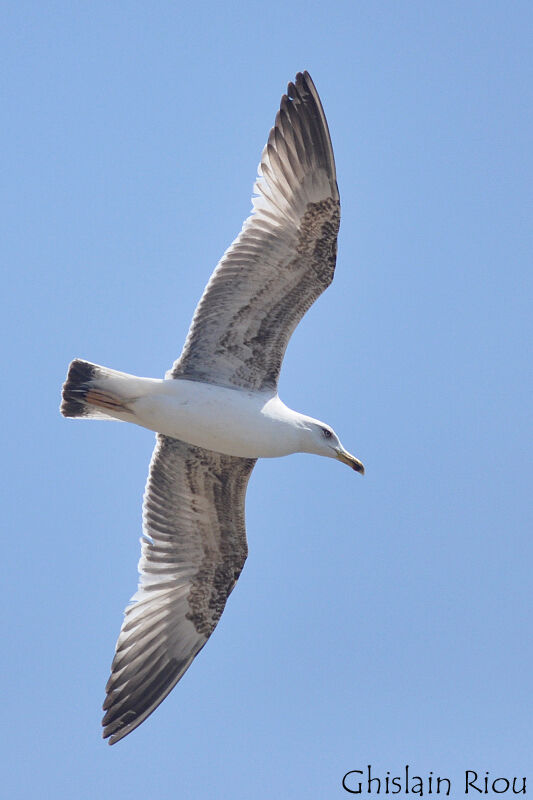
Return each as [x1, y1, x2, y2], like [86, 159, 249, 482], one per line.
[60, 359, 139, 421]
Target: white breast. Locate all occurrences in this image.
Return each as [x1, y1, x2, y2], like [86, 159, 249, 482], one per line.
[130, 378, 302, 458]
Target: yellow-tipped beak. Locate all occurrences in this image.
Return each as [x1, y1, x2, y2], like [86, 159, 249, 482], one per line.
[336, 448, 365, 474]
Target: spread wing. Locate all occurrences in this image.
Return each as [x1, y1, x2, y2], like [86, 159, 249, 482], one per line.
[170, 70, 340, 391]
[102, 435, 256, 744]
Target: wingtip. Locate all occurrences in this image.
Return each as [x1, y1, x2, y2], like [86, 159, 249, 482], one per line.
[104, 730, 120, 746]
[295, 70, 315, 91]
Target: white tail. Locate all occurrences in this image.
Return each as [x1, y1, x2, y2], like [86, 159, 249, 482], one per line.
[60, 359, 144, 422]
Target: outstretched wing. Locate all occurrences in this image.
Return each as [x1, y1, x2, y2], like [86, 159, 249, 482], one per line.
[102, 435, 256, 744]
[170, 71, 340, 391]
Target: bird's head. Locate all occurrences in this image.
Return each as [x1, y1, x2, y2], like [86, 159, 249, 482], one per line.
[301, 420, 365, 474]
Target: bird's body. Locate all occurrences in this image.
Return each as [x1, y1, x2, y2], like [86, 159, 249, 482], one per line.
[66, 362, 339, 458]
[61, 71, 364, 744]
[130, 379, 300, 458]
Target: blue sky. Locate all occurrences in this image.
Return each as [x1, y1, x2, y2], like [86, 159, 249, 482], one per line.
[2, 1, 531, 797]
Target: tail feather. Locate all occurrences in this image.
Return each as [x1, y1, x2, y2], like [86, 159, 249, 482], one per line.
[61, 359, 132, 420]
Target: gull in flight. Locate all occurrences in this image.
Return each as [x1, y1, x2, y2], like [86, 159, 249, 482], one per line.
[61, 70, 364, 745]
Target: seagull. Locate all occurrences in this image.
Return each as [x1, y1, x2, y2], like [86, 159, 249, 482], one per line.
[61, 70, 364, 745]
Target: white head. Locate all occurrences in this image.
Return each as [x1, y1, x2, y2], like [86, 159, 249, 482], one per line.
[299, 418, 365, 474]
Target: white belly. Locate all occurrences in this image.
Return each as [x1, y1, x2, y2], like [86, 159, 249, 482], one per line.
[130, 378, 301, 458]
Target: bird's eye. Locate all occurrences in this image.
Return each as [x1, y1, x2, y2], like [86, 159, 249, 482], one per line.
[322, 428, 332, 439]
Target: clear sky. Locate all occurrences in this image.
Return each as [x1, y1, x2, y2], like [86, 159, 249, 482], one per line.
[2, 1, 531, 798]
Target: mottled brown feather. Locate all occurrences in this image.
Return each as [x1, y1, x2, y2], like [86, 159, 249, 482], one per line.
[170, 71, 339, 391]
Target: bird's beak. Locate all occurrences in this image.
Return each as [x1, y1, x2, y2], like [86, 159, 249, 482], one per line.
[335, 448, 365, 474]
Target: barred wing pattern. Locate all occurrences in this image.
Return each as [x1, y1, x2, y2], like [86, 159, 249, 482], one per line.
[102, 435, 256, 744]
[170, 71, 340, 391]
